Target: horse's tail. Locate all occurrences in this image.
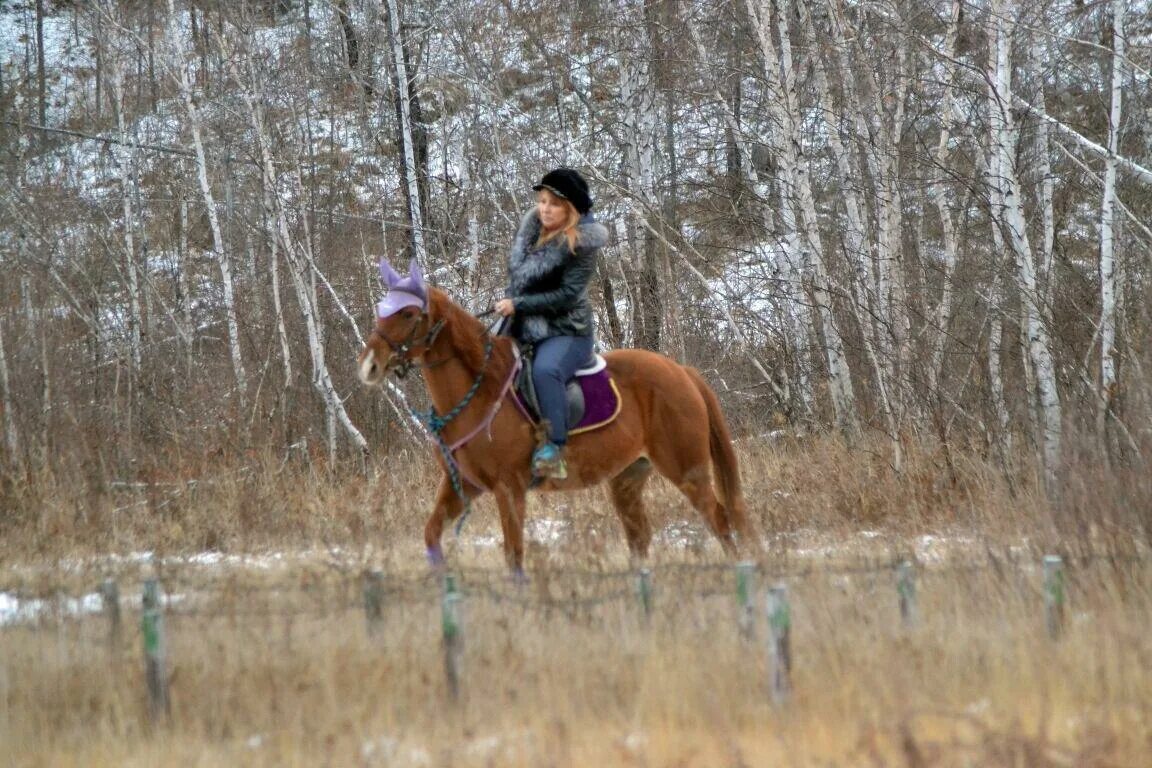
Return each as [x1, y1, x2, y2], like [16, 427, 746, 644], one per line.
[683, 366, 758, 550]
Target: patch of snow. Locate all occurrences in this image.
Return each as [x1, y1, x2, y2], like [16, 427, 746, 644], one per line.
[653, 521, 710, 550]
[620, 730, 648, 757]
[361, 735, 433, 767]
[181, 551, 291, 570]
[914, 535, 946, 562]
[525, 517, 572, 545]
[461, 729, 533, 761]
[467, 533, 501, 550]
[0, 590, 104, 627]
[965, 698, 991, 716]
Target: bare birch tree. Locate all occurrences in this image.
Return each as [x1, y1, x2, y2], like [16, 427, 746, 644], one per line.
[108, 57, 144, 375]
[163, 0, 247, 407]
[0, 318, 19, 475]
[987, 0, 1062, 493]
[1097, 0, 1125, 454]
[618, 2, 663, 351]
[924, 0, 964, 400]
[384, 0, 428, 264]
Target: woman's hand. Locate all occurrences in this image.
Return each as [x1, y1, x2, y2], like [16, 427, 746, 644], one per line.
[495, 298, 516, 317]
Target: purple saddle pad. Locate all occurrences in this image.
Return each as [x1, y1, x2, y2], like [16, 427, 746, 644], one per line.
[572, 367, 619, 432]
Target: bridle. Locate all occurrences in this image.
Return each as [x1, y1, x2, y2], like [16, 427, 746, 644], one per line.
[372, 312, 446, 379]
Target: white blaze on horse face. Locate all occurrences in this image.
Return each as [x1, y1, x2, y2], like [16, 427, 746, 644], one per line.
[358, 348, 380, 384]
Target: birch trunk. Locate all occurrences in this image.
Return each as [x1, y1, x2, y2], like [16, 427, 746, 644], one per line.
[457, 152, 481, 296]
[1030, 39, 1056, 306]
[1097, 0, 1124, 454]
[109, 62, 143, 373]
[265, 187, 293, 387]
[926, 0, 964, 393]
[987, 211, 1013, 466]
[177, 200, 194, 372]
[619, 18, 662, 352]
[747, 0, 858, 437]
[166, 0, 247, 406]
[288, 157, 338, 461]
[383, 0, 427, 264]
[0, 318, 19, 473]
[988, 0, 1062, 493]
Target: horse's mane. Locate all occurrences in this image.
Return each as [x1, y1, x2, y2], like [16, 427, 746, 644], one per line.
[427, 288, 516, 389]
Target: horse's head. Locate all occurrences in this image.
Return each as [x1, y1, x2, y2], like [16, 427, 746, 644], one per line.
[357, 258, 442, 384]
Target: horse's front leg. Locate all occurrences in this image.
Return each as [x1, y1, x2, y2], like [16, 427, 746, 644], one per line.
[424, 473, 482, 567]
[492, 485, 528, 580]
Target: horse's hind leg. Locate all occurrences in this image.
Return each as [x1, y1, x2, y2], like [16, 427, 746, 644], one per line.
[608, 458, 655, 560]
[649, 452, 737, 556]
[425, 473, 482, 567]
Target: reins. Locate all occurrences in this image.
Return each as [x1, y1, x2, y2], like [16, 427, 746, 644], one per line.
[406, 311, 519, 535]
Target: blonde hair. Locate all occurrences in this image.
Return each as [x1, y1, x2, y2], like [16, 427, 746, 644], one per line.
[536, 192, 582, 253]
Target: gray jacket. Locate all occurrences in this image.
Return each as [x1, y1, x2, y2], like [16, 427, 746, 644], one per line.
[505, 208, 610, 344]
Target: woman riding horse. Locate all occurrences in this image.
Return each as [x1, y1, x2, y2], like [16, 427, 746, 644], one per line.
[495, 168, 608, 481]
[358, 190, 761, 576]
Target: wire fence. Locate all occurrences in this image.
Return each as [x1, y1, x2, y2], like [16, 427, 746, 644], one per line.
[5, 548, 1151, 716]
[3, 547, 1150, 623]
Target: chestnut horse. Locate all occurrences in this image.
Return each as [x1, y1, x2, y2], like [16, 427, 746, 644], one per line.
[357, 279, 761, 574]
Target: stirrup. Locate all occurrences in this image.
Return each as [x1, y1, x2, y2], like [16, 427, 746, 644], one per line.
[531, 442, 567, 480]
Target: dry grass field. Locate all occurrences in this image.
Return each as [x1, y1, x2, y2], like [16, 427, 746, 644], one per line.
[2, 436, 1151, 767]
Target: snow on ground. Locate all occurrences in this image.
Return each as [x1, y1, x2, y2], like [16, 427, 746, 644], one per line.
[0, 590, 105, 626]
[0, 522, 1035, 627]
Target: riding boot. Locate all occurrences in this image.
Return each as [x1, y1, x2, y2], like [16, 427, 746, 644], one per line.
[531, 441, 567, 480]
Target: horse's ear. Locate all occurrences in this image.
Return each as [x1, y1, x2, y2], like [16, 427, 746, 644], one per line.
[379, 258, 403, 288]
[408, 258, 428, 299]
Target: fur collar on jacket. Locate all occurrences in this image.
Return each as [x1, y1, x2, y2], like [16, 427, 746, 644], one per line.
[507, 208, 609, 295]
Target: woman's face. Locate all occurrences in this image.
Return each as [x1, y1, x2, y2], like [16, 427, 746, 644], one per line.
[536, 190, 570, 233]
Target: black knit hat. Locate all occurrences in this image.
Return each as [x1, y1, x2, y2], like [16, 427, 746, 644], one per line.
[532, 168, 593, 214]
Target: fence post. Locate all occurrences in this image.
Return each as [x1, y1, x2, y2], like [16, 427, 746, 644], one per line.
[636, 568, 653, 623]
[767, 584, 791, 705]
[896, 560, 917, 628]
[736, 561, 756, 639]
[141, 579, 170, 722]
[442, 573, 463, 700]
[1043, 555, 1065, 640]
[363, 570, 384, 638]
[100, 579, 121, 648]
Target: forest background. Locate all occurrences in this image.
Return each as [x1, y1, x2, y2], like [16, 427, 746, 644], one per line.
[1, 0, 1150, 553]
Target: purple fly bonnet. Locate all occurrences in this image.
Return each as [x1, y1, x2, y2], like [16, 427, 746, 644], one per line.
[376, 258, 428, 319]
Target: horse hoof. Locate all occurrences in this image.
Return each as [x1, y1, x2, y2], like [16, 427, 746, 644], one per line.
[427, 546, 445, 569]
[510, 568, 529, 586]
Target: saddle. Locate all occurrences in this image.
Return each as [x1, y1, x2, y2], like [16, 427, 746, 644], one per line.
[511, 342, 621, 435]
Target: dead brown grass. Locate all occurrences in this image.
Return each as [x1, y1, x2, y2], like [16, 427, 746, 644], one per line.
[2, 435, 1150, 766]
